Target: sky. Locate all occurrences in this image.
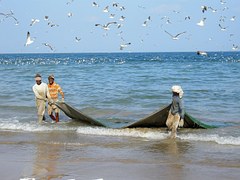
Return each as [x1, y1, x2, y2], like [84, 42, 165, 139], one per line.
[0, 0, 239, 53]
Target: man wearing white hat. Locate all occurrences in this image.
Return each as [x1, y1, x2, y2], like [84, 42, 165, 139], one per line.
[32, 73, 52, 123]
[166, 85, 185, 138]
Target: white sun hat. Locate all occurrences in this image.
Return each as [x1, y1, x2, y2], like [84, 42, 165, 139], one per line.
[171, 85, 184, 98]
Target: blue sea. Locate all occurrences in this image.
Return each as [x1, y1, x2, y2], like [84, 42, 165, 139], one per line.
[0, 52, 240, 180]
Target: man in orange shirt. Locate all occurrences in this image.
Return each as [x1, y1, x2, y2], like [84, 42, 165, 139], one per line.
[47, 74, 64, 122]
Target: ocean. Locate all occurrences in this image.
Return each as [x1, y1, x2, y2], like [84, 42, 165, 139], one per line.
[0, 52, 240, 180]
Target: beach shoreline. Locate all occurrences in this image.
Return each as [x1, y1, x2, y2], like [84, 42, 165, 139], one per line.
[0, 131, 239, 180]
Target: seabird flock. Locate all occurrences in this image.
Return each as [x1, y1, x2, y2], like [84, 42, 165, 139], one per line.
[0, 0, 238, 52]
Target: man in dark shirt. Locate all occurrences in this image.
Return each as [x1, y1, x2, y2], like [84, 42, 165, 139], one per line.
[166, 85, 184, 138]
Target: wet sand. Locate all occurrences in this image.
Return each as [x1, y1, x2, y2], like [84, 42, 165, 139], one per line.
[0, 131, 240, 180]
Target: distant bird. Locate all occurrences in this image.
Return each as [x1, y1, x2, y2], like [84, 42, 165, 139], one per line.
[95, 22, 117, 30]
[173, 10, 180, 14]
[44, 16, 49, 21]
[164, 30, 186, 40]
[43, 43, 54, 51]
[117, 23, 123, 29]
[208, 7, 217, 13]
[67, 12, 73, 17]
[119, 16, 125, 21]
[220, 0, 226, 5]
[119, 6, 125, 11]
[47, 21, 59, 27]
[138, 5, 146, 9]
[109, 14, 115, 19]
[0, 10, 19, 25]
[197, 18, 206, 26]
[120, 42, 131, 50]
[197, 51, 208, 56]
[185, 16, 191, 20]
[147, 16, 151, 21]
[222, 7, 229, 11]
[30, 18, 40, 26]
[232, 44, 238, 51]
[92, 2, 99, 7]
[219, 16, 226, 22]
[161, 16, 171, 24]
[142, 20, 148, 27]
[230, 16, 236, 21]
[25, 31, 34, 46]
[112, 2, 119, 7]
[142, 16, 151, 26]
[219, 24, 228, 31]
[75, 36, 81, 42]
[117, 23, 123, 28]
[201, 6, 208, 13]
[103, 6, 109, 13]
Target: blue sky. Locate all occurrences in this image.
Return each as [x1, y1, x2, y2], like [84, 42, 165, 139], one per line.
[0, 0, 239, 53]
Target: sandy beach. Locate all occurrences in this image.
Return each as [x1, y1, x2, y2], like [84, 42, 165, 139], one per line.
[0, 130, 239, 180]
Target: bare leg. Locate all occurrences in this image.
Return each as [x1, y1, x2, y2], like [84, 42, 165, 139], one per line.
[55, 113, 59, 122]
[170, 116, 180, 139]
[38, 115, 43, 124]
[166, 112, 174, 131]
[49, 113, 56, 121]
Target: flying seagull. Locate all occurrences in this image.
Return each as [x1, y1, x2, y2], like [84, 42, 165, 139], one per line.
[201, 6, 208, 13]
[197, 18, 206, 26]
[67, 12, 73, 17]
[44, 16, 49, 21]
[230, 16, 236, 21]
[120, 42, 131, 50]
[164, 30, 186, 40]
[42, 43, 54, 51]
[25, 31, 34, 46]
[95, 22, 117, 30]
[142, 16, 151, 26]
[30, 18, 40, 26]
[103, 6, 109, 13]
[232, 44, 238, 51]
[109, 14, 115, 19]
[208, 7, 217, 13]
[47, 21, 59, 27]
[0, 10, 19, 25]
[92, 2, 99, 7]
[75, 36, 81, 42]
[218, 24, 228, 31]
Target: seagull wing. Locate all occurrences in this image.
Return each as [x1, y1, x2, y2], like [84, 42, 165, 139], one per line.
[43, 43, 54, 51]
[164, 30, 174, 37]
[106, 22, 117, 27]
[175, 31, 186, 37]
[95, 24, 102, 27]
[48, 45, 54, 51]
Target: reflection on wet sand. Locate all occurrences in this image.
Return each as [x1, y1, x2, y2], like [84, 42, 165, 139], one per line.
[149, 139, 191, 156]
[32, 134, 65, 180]
[144, 139, 192, 179]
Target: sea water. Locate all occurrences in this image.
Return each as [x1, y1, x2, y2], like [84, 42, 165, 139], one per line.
[0, 52, 240, 179]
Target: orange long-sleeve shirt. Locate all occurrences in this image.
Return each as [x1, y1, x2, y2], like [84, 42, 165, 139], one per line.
[48, 82, 64, 100]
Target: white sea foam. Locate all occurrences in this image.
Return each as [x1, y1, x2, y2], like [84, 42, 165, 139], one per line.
[1, 121, 239, 146]
[0, 122, 77, 132]
[76, 127, 240, 146]
[77, 126, 169, 140]
[179, 133, 240, 146]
